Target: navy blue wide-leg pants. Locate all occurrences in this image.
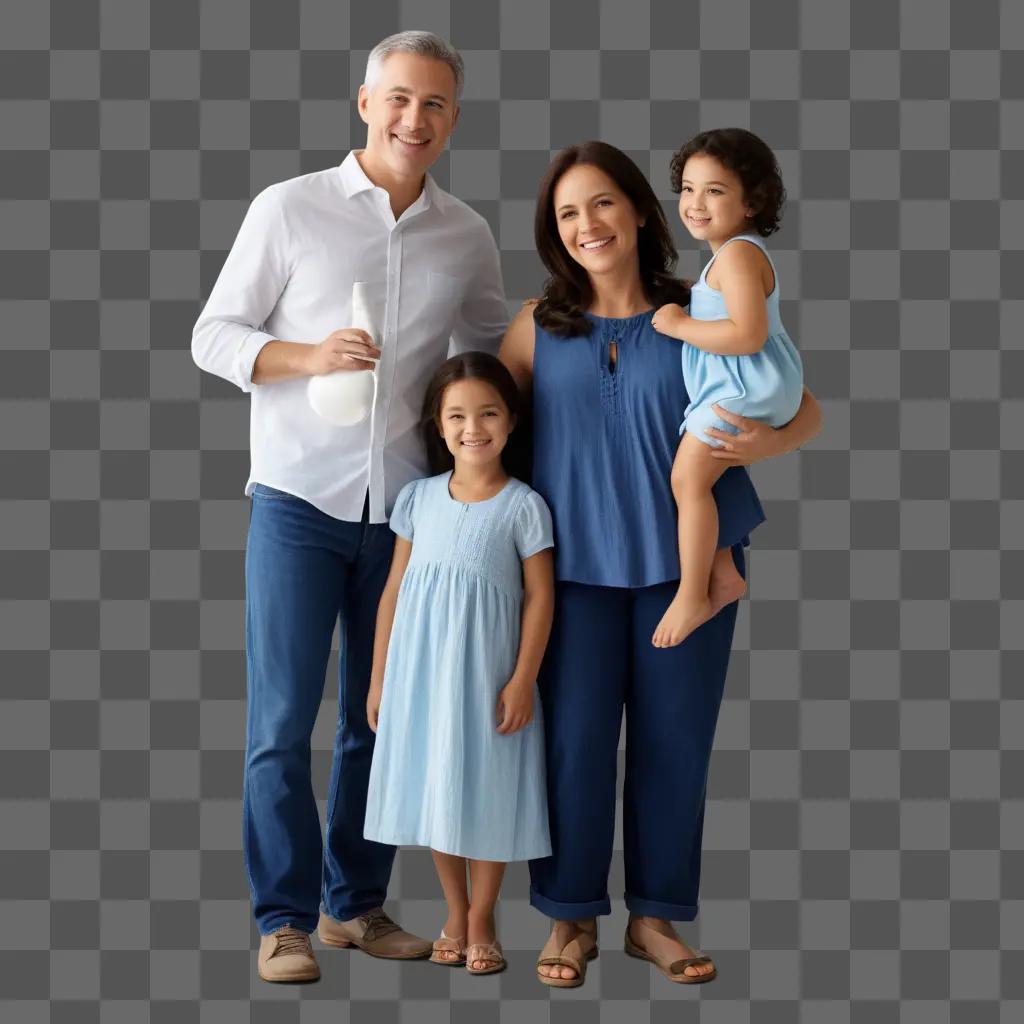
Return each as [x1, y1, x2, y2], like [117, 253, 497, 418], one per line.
[528, 545, 745, 922]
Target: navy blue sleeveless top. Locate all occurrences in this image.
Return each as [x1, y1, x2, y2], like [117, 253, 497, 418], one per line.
[532, 309, 766, 587]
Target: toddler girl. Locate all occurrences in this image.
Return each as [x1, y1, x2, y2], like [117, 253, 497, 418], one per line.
[651, 128, 804, 647]
[363, 351, 555, 975]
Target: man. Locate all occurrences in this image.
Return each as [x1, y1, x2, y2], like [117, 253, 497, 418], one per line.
[192, 32, 508, 982]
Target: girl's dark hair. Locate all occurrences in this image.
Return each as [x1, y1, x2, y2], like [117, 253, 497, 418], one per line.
[669, 128, 785, 237]
[420, 351, 529, 479]
[533, 141, 691, 338]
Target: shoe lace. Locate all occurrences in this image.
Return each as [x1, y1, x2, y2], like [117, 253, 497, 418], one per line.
[358, 909, 401, 943]
[273, 927, 312, 957]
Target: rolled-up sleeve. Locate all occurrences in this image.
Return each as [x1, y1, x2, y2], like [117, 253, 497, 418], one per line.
[448, 219, 508, 357]
[191, 185, 292, 393]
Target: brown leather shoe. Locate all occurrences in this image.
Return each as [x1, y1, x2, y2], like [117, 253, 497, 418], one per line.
[318, 908, 432, 960]
[258, 926, 320, 982]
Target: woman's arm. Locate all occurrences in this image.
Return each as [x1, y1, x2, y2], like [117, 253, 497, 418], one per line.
[366, 536, 413, 732]
[497, 301, 537, 396]
[496, 548, 555, 735]
[704, 386, 824, 466]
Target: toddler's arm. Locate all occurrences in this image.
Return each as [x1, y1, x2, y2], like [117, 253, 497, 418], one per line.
[367, 536, 413, 732]
[653, 241, 771, 356]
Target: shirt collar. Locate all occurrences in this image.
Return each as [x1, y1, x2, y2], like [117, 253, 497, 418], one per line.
[338, 150, 449, 213]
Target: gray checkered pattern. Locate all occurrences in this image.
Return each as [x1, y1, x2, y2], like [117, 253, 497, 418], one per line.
[1, 0, 1020, 1019]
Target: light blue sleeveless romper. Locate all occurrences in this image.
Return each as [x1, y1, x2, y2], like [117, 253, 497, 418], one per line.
[680, 233, 804, 446]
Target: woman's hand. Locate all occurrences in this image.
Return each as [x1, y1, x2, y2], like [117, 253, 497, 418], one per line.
[496, 679, 534, 735]
[704, 404, 786, 466]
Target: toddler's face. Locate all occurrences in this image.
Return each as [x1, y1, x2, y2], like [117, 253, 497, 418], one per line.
[678, 153, 754, 245]
[437, 378, 515, 465]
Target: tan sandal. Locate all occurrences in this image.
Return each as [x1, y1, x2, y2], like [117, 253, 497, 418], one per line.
[465, 940, 506, 975]
[536, 923, 599, 988]
[624, 919, 717, 984]
[429, 930, 466, 966]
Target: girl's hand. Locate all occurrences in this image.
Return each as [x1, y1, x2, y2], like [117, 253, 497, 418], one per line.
[366, 682, 383, 734]
[652, 303, 690, 339]
[496, 679, 534, 735]
[704, 404, 785, 466]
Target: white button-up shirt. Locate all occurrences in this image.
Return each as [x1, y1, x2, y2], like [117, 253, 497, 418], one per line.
[191, 151, 508, 522]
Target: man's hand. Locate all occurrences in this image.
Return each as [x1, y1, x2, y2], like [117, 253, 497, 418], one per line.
[651, 303, 691, 340]
[304, 329, 381, 375]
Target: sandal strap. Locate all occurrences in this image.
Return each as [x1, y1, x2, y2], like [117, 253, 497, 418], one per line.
[433, 936, 465, 953]
[671, 956, 713, 974]
[467, 942, 503, 963]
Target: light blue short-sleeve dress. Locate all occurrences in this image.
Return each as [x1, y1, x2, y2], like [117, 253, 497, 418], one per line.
[363, 471, 554, 862]
[680, 233, 804, 446]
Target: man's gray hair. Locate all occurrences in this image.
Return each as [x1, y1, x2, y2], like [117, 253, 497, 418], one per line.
[364, 31, 465, 100]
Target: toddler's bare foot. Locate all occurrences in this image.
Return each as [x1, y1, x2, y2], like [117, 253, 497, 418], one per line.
[652, 593, 713, 647]
[708, 561, 747, 618]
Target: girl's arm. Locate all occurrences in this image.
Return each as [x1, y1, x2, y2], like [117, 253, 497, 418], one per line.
[653, 241, 771, 356]
[496, 548, 555, 735]
[704, 386, 824, 466]
[366, 535, 413, 733]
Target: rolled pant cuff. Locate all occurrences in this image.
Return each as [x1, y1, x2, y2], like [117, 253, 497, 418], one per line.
[530, 886, 611, 919]
[624, 894, 699, 921]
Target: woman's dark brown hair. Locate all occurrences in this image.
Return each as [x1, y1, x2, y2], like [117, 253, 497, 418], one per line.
[533, 141, 691, 338]
[420, 351, 529, 479]
[669, 128, 785, 237]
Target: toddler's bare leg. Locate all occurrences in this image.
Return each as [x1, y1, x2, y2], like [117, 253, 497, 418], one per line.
[652, 432, 728, 647]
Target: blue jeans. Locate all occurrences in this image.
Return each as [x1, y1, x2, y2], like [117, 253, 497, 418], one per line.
[243, 484, 396, 934]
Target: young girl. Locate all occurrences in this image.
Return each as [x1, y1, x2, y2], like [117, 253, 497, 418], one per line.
[363, 352, 555, 976]
[651, 128, 804, 647]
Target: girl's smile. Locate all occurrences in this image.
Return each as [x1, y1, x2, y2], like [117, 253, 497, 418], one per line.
[438, 378, 515, 465]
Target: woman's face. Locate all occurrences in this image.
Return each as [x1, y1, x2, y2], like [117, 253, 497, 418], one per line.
[552, 163, 645, 281]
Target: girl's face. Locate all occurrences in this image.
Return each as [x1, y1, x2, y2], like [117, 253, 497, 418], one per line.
[437, 378, 515, 468]
[678, 153, 755, 245]
[552, 163, 645, 280]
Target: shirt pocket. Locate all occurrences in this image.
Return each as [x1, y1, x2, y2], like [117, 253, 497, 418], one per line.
[422, 270, 462, 340]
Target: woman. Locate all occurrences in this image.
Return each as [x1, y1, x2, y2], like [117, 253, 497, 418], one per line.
[499, 142, 822, 986]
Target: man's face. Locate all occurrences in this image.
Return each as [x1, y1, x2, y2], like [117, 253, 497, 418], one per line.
[357, 52, 460, 184]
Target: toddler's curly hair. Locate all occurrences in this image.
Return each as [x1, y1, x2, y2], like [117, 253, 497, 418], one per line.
[669, 128, 785, 237]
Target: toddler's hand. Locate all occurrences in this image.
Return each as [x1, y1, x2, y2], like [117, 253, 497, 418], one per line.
[652, 303, 690, 339]
[496, 680, 534, 735]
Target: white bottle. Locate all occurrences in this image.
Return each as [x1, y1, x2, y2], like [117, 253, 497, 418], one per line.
[308, 282, 379, 426]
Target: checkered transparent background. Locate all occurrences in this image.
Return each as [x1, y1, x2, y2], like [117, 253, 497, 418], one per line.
[2, 0, 1022, 1020]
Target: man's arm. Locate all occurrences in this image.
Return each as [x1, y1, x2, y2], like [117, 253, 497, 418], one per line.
[448, 221, 509, 357]
[191, 187, 292, 392]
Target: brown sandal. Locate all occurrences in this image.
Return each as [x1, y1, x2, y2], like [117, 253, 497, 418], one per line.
[536, 924, 599, 988]
[429, 930, 466, 966]
[624, 919, 717, 984]
[465, 941, 506, 975]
